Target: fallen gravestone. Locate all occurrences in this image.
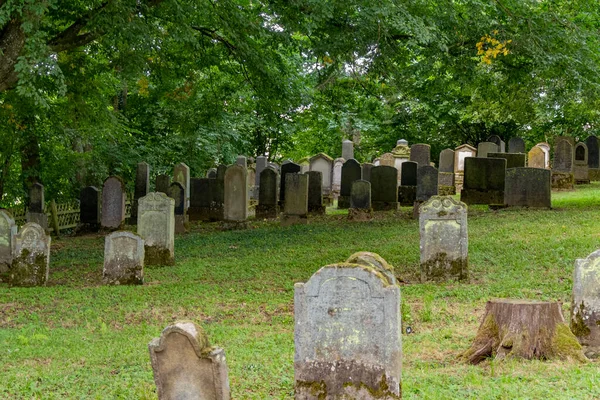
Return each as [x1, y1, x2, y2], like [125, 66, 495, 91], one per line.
[10, 223, 50, 287]
[103, 231, 144, 285]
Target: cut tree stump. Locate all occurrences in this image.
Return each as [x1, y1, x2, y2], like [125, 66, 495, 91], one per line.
[463, 299, 587, 364]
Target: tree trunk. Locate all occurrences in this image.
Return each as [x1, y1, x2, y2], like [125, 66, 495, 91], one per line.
[463, 299, 587, 364]
[20, 129, 42, 203]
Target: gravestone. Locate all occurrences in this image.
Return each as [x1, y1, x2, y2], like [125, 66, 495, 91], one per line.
[210, 165, 227, 221]
[536, 142, 551, 169]
[309, 153, 333, 205]
[149, 321, 231, 400]
[487, 135, 505, 152]
[454, 144, 477, 193]
[416, 166, 439, 202]
[460, 158, 506, 205]
[574, 142, 590, 184]
[332, 158, 345, 196]
[439, 149, 455, 173]
[572, 250, 600, 358]
[138, 192, 175, 265]
[392, 141, 411, 184]
[306, 171, 325, 215]
[280, 162, 301, 207]
[342, 139, 354, 160]
[528, 146, 546, 169]
[79, 186, 100, 232]
[173, 163, 190, 209]
[256, 167, 279, 219]
[370, 166, 398, 211]
[361, 162, 373, 182]
[410, 144, 431, 167]
[294, 259, 401, 398]
[477, 142, 499, 158]
[189, 178, 212, 221]
[419, 196, 468, 282]
[488, 153, 526, 169]
[247, 165, 257, 200]
[345, 251, 396, 284]
[508, 137, 526, 154]
[224, 164, 248, 224]
[101, 176, 126, 230]
[10, 223, 50, 287]
[131, 162, 150, 223]
[155, 174, 171, 194]
[338, 159, 362, 209]
[26, 182, 48, 229]
[504, 168, 551, 208]
[282, 173, 309, 226]
[379, 152, 395, 167]
[236, 155, 247, 168]
[349, 180, 373, 221]
[168, 182, 187, 234]
[438, 149, 455, 192]
[299, 159, 310, 174]
[207, 168, 217, 179]
[0, 210, 17, 279]
[586, 135, 600, 181]
[103, 231, 144, 285]
[398, 161, 417, 206]
[255, 156, 268, 187]
[552, 139, 574, 190]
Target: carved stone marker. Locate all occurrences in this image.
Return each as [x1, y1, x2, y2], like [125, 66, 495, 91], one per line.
[257, 167, 279, 219]
[79, 186, 100, 232]
[138, 192, 175, 265]
[294, 259, 401, 398]
[504, 168, 551, 208]
[224, 164, 248, 223]
[0, 210, 17, 279]
[10, 223, 50, 287]
[101, 176, 126, 230]
[103, 231, 144, 285]
[282, 173, 309, 226]
[149, 321, 231, 400]
[348, 180, 373, 221]
[419, 196, 468, 282]
[338, 159, 361, 209]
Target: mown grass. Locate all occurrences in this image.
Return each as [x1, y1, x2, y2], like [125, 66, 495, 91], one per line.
[2, 184, 600, 399]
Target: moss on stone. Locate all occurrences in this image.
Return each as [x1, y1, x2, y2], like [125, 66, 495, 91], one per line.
[342, 374, 402, 399]
[295, 380, 327, 399]
[10, 249, 48, 287]
[551, 323, 588, 363]
[144, 245, 175, 266]
[570, 301, 591, 338]
[421, 252, 468, 282]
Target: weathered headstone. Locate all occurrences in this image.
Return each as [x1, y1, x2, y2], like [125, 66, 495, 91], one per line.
[10, 223, 50, 287]
[361, 162, 373, 182]
[416, 165, 439, 202]
[508, 137, 526, 154]
[477, 142, 499, 158]
[586, 135, 600, 181]
[528, 146, 546, 169]
[504, 168, 551, 208]
[398, 161, 417, 206]
[0, 210, 17, 279]
[379, 152, 395, 167]
[26, 182, 48, 229]
[280, 162, 301, 207]
[282, 173, 309, 226]
[79, 186, 100, 232]
[338, 159, 362, 209]
[168, 182, 187, 234]
[454, 144, 477, 193]
[488, 152, 526, 169]
[189, 178, 212, 222]
[487, 135, 505, 152]
[101, 176, 126, 230]
[306, 171, 325, 215]
[173, 163, 190, 208]
[256, 167, 279, 219]
[224, 164, 248, 224]
[410, 143, 431, 167]
[255, 156, 268, 187]
[155, 174, 171, 194]
[103, 231, 144, 285]
[536, 142, 551, 169]
[294, 259, 401, 398]
[370, 166, 398, 211]
[138, 192, 175, 265]
[342, 139, 354, 160]
[438, 149, 455, 192]
[552, 138, 574, 190]
[419, 196, 468, 282]
[572, 250, 600, 358]
[309, 153, 333, 205]
[131, 162, 150, 223]
[439, 149, 455, 173]
[345, 251, 396, 284]
[207, 168, 217, 179]
[332, 158, 345, 196]
[461, 158, 506, 205]
[149, 321, 231, 400]
[349, 180, 373, 221]
[236, 155, 247, 168]
[574, 142, 590, 184]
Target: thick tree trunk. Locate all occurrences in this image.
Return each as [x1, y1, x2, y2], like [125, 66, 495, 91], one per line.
[20, 129, 42, 203]
[463, 299, 587, 364]
[0, 18, 25, 92]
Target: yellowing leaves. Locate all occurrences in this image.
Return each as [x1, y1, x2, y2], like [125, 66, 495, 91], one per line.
[137, 77, 150, 97]
[476, 33, 512, 65]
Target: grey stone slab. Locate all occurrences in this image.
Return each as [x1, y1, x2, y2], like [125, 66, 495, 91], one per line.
[189, 178, 211, 221]
[504, 168, 551, 208]
[168, 182, 187, 233]
[460, 157, 506, 205]
[508, 137, 526, 154]
[332, 158, 345, 194]
[138, 192, 175, 266]
[554, 138, 574, 173]
[10, 223, 50, 287]
[370, 166, 398, 211]
[306, 171, 325, 215]
[224, 165, 248, 222]
[487, 135, 505, 152]
[409, 144, 431, 167]
[284, 173, 308, 217]
[280, 162, 301, 206]
[101, 176, 126, 229]
[257, 167, 279, 219]
[338, 159, 361, 209]
[477, 142, 498, 158]
[103, 231, 144, 285]
[586, 136, 599, 169]
[173, 163, 190, 209]
[488, 153, 526, 169]
[29, 183, 44, 213]
[309, 153, 333, 195]
[350, 180, 371, 210]
[342, 139, 354, 160]
[361, 163, 373, 182]
[416, 166, 438, 202]
[236, 155, 247, 168]
[255, 156, 268, 186]
[438, 172, 455, 187]
[439, 149, 455, 173]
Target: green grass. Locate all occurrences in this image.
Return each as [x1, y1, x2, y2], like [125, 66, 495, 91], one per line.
[3, 184, 600, 398]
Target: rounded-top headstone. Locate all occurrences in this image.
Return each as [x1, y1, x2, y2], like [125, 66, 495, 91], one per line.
[397, 139, 408, 146]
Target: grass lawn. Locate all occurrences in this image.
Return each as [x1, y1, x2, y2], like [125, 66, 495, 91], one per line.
[2, 184, 600, 399]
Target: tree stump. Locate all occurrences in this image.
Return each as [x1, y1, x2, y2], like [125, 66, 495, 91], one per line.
[463, 299, 587, 364]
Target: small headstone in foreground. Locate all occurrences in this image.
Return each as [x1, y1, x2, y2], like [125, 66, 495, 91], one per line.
[10, 223, 50, 287]
[103, 231, 144, 285]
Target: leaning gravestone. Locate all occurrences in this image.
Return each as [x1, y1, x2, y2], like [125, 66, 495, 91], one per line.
[294, 258, 402, 398]
[370, 166, 398, 211]
[488, 152, 526, 169]
[168, 182, 187, 234]
[282, 173, 309, 226]
[138, 192, 175, 265]
[552, 138, 574, 190]
[508, 137, 526, 154]
[149, 321, 231, 400]
[10, 223, 50, 287]
[586, 135, 600, 181]
[487, 135, 505, 152]
[338, 159, 361, 209]
[349, 180, 372, 221]
[131, 162, 150, 224]
[103, 231, 144, 285]
[101, 176, 126, 230]
[461, 158, 506, 205]
[477, 142, 499, 158]
[528, 146, 546, 169]
[256, 167, 279, 219]
[572, 249, 600, 358]
[173, 163, 190, 209]
[306, 171, 325, 215]
[224, 164, 248, 225]
[26, 182, 48, 229]
[280, 162, 301, 207]
[410, 143, 431, 167]
[79, 186, 100, 232]
[574, 142, 590, 184]
[0, 210, 17, 279]
[504, 168, 551, 208]
[398, 161, 417, 206]
[155, 174, 171, 194]
[419, 196, 468, 282]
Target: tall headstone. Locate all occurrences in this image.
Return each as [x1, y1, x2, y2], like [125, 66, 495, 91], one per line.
[460, 158, 506, 205]
[392, 140, 411, 184]
[508, 137, 526, 153]
[536, 142, 551, 169]
[454, 144, 477, 192]
[488, 152, 526, 169]
[26, 182, 48, 229]
[552, 138, 574, 190]
[438, 149, 455, 192]
[306, 171, 325, 215]
[586, 136, 600, 181]
[370, 166, 398, 211]
[101, 176, 126, 230]
[10, 223, 50, 287]
[168, 182, 186, 234]
[131, 162, 150, 223]
[416, 165, 439, 202]
[477, 142, 499, 158]
[398, 161, 417, 206]
[189, 178, 212, 221]
[79, 186, 100, 231]
[332, 158, 345, 196]
[309, 153, 333, 198]
[487, 135, 505, 152]
[224, 164, 248, 223]
[155, 174, 171, 194]
[173, 163, 190, 209]
[255, 155, 268, 187]
[256, 167, 279, 219]
[0, 210, 17, 278]
[103, 231, 144, 285]
[338, 159, 361, 209]
[572, 250, 600, 358]
[138, 192, 175, 265]
[504, 168, 551, 208]
[342, 139, 354, 160]
[211, 165, 227, 221]
[409, 144, 431, 167]
[419, 196, 468, 282]
[574, 142, 590, 184]
[279, 162, 301, 207]
[149, 321, 231, 400]
[294, 259, 402, 398]
[361, 162, 373, 182]
[282, 173, 309, 226]
[528, 146, 546, 169]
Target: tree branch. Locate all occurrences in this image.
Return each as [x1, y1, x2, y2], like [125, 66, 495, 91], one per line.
[191, 26, 237, 51]
[48, 2, 110, 52]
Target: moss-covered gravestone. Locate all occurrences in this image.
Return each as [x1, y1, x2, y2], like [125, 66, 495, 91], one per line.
[419, 196, 468, 282]
[528, 146, 545, 169]
[137, 192, 175, 265]
[571, 249, 600, 358]
[103, 231, 144, 285]
[149, 321, 231, 400]
[294, 259, 401, 399]
[306, 171, 325, 215]
[0, 210, 17, 280]
[10, 223, 50, 287]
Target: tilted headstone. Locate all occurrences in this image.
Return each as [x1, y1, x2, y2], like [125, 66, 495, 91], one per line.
[168, 182, 186, 234]
[419, 196, 468, 282]
[138, 192, 175, 265]
[309, 153, 333, 196]
[488, 152, 526, 169]
[279, 162, 301, 207]
[155, 174, 171, 194]
[361, 162, 373, 182]
[416, 165, 439, 202]
[294, 259, 401, 398]
[487, 135, 505, 152]
[332, 158, 345, 195]
[338, 159, 361, 209]
[342, 139, 354, 160]
[528, 146, 546, 169]
[103, 231, 144, 285]
[477, 142, 499, 158]
[236, 155, 247, 168]
[255, 156, 268, 186]
[131, 162, 150, 223]
[101, 176, 126, 229]
[574, 142, 590, 184]
[504, 168, 551, 208]
[0, 210, 17, 278]
[189, 178, 212, 221]
[149, 321, 231, 400]
[572, 250, 600, 358]
[173, 163, 190, 209]
[256, 167, 279, 219]
[409, 144, 431, 167]
[460, 158, 506, 205]
[399, 161, 417, 206]
[552, 138, 574, 190]
[79, 186, 100, 231]
[306, 171, 325, 215]
[586, 135, 600, 181]
[282, 173, 308, 225]
[370, 166, 398, 211]
[508, 137, 526, 153]
[10, 223, 50, 287]
[207, 168, 217, 179]
[26, 182, 48, 229]
[224, 164, 248, 222]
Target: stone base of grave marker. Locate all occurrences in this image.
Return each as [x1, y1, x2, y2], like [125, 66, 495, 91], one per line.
[372, 201, 398, 212]
[26, 212, 48, 231]
[588, 168, 600, 182]
[460, 189, 505, 205]
[255, 204, 279, 220]
[145, 245, 175, 266]
[322, 195, 333, 206]
[174, 215, 188, 234]
[455, 173, 464, 192]
[438, 185, 456, 196]
[398, 186, 416, 206]
[307, 204, 326, 216]
[281, 214, 308, 227]
[551, 172, 574, 190]
[337, 195, 351, 209]
[574, 165, 590, 184]
[348, 208, 373, 221]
